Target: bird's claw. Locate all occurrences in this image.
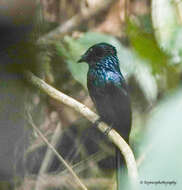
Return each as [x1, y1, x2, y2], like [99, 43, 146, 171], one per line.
[94, 118, 112, 136]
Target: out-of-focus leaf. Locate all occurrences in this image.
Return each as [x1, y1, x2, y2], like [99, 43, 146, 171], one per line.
[133, 62, 157, 104]
[152, 0, 182, 63]
[138, 87, 182, 190]
[127, 20, 169, 73]
[127, 21, 180, 89]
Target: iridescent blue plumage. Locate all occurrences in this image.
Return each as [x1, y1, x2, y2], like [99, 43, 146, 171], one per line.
[78, 42, 132, 189]
[88, 55, 125, 87]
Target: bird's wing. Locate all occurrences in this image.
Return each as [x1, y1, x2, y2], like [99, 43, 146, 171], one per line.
[104, 81, 131, 140]
[88, 77, 131, 140]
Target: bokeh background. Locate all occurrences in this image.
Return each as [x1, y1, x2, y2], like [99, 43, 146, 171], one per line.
[0, 0, 182, 189]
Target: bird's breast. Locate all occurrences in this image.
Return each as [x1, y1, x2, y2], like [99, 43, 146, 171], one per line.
[87, 68, 107, 87]
[88, 68, 121, 88]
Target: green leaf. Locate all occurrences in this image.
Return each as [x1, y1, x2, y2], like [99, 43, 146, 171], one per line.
[127, 20, 169, 73]
[127, 20, 180, 89]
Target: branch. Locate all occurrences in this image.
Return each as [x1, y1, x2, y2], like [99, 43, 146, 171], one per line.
[38, 0, 114, 43]
[24, 71, 138, 185]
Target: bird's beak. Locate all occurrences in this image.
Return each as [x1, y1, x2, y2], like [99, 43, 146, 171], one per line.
[77, 54, 87, 63]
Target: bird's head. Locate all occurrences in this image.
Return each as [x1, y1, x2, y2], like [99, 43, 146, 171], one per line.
[78, 43, 117, 66]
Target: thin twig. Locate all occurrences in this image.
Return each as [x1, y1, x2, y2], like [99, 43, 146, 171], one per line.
[24, 71, 138, 186]
[27, 112, 88, 190]
[35, 122, 62, 190]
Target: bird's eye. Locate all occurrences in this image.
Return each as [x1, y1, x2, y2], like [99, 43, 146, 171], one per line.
[110, 47, 116, 55]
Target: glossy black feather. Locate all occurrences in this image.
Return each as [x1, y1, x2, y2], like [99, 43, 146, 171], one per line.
[79, 42, 131, 142]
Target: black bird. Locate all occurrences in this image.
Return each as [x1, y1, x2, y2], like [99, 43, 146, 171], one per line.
[78, 43, 132, 188]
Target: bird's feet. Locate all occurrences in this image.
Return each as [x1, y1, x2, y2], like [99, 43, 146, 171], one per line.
[94, 118, 112, 136]
[94, 118, 113, 136]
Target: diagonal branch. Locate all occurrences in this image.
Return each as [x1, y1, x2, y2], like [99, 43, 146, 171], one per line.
[24, 71, 138, 186]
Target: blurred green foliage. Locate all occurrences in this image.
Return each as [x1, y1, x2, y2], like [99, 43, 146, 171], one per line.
[127, 20, 169, 73]
[127, 20, 180, 89]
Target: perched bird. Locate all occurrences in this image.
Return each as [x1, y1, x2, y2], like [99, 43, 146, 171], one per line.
[78, 42, 132, 188]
